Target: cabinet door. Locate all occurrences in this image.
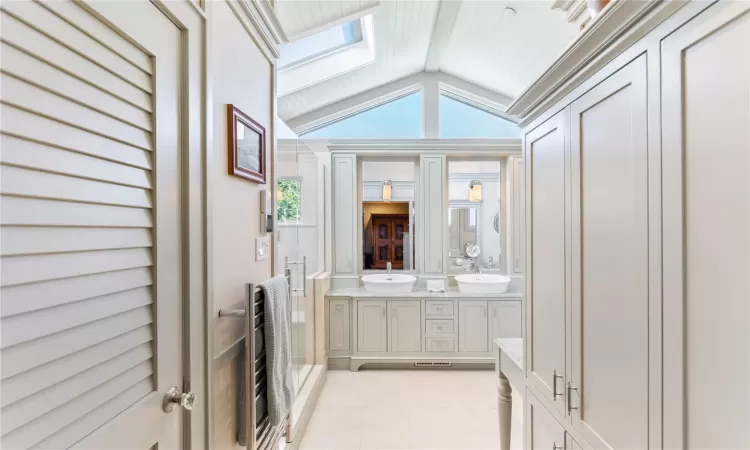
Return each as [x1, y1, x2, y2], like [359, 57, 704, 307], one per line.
[525, 109, 568, 415]
[458, 301, 488, 352]
[332, 154, 357, 274]
[357, 301, 387, 352]
[661, 3, 750, 449]
[372, 218, 391, 269]
[329, 299, 350, 352]
[511, 157, 525, 275]
[388, 300, 421, 352]
[526, 387, 566, 450]
[490, 301, 522, 339]
[392, 219, 408, 269]
[420, 155, 446, 274]
[569, 54, 649, 449]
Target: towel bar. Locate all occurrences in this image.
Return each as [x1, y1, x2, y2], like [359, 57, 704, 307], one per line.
[218, 268, 292, 450]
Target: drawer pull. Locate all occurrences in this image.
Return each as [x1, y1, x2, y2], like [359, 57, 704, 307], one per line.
[437, 324, 443, 330]
[552, 370, 564, 399]
[568, 382, 579, 413]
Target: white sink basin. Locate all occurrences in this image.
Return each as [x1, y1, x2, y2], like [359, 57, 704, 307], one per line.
[455, 274, 511, 294]
[362, 274, 417, 294]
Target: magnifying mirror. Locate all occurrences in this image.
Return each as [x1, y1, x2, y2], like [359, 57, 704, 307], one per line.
[465, 244, 481, 259]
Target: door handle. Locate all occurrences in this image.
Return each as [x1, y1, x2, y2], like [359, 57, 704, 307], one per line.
[163, 386, 197, 413]
[568, 382, 579, 413]
[552, 370, 564, 399]
[552, 444, 563, 450]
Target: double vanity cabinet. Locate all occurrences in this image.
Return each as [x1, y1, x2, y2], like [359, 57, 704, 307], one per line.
[326, 290, 521, 371]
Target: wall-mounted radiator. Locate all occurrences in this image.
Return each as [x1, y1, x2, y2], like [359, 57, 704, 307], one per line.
[219, 269, 292, 450]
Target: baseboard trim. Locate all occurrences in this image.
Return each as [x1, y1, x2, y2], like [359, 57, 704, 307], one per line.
[328, 356, 494, 371]
[286, 364, 327, 450]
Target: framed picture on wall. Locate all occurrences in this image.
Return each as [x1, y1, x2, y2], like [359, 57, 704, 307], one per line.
[227, 104, 266, 183]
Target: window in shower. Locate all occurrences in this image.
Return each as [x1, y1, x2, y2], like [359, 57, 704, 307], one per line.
[277, 178, 301, 223]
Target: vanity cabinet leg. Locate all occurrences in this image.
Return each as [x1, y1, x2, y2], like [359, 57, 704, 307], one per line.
[498, 372, 512, 450]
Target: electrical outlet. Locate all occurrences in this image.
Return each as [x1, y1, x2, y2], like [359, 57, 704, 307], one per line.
[256, 236, 270, 261]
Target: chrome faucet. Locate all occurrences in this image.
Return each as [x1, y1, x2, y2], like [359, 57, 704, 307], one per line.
[386, 261, 392, 280]
[470, 258, 483, 275]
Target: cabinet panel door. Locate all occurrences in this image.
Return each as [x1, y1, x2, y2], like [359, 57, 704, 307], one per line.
[458, 301, 488, 352]
[332, 154, 357, 274]
[357, 301, 387, 352]
[490, 301, 522, 339]
[570, 54, 649, 449]
[511, 157, 525, 275]
[661, 3, 750, 449]
[389, 300, 421, 352]
[329, 299, 350, 351]
[525, 109, 568, 415]
[420, 155, 446, 274]
[525, 387, 566, 450]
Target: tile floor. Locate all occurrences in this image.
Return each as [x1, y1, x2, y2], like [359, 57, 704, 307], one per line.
[298, 370, 524, 450]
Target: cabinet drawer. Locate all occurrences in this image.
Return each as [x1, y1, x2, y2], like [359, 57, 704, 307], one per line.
[425, 300, 453, 316]
[527, 387, 566, 450]
[425, 319, 454, 335]
[425, 337, 455, 352]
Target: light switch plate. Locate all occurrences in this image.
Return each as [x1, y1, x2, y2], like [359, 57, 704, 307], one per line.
[256, 236, 270, 261]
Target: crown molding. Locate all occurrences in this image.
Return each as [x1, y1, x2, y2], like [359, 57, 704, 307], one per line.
[235, 0, 287, 59]
[325, 138, 522, 156]
[507, 0, 686, 127]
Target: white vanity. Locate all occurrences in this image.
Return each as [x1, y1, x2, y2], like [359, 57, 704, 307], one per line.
[326, 289, 521, 371]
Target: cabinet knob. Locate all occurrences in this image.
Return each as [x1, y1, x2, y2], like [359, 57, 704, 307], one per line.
[336, 305, 342, 312]
[437, 324, 443, 330]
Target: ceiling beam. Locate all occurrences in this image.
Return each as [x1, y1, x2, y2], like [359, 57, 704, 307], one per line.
[424, 0, 463, 72]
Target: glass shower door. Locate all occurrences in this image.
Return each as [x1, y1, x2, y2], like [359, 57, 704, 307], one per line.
[276, 139, 317, 395]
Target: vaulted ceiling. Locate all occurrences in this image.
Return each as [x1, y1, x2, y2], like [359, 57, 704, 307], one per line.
[274, 0, 584, 123]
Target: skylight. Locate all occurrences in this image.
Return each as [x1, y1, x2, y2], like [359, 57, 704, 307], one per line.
[279, 20, 363, 69]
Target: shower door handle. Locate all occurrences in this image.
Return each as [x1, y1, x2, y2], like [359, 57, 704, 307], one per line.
[286, 256, 307, 297]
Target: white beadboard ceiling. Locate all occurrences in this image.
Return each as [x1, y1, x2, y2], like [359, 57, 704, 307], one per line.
[440, 1, 579, 98]
[276, 0, 580, 122]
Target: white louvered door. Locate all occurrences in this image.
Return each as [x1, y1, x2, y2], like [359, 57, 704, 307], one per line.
[0, 1, 184, 449]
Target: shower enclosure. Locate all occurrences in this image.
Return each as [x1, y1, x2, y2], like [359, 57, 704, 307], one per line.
[276, 139, 326, 395]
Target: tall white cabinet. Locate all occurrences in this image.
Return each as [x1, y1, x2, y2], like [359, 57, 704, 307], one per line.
[512, 1, 750, 448]
[525, 110, 568, 417]
[661, 2, 750, 448]
[419, 155, 446, 274]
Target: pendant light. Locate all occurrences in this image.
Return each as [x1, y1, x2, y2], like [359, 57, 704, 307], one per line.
[382, 180, 392, 202]
[469, 180, 482, 202]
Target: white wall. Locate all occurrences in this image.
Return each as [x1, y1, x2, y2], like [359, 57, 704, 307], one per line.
[277, 116, 298, 138]
[362, 161, 415, 181]
[210, 2, 273, 449]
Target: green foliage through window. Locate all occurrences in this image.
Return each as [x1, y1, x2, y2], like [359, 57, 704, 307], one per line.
[277, 179, 301, 222]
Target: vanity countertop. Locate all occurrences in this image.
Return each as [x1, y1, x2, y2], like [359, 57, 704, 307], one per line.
[326, 287, 523, 299]
[495, 338, 524, 371]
